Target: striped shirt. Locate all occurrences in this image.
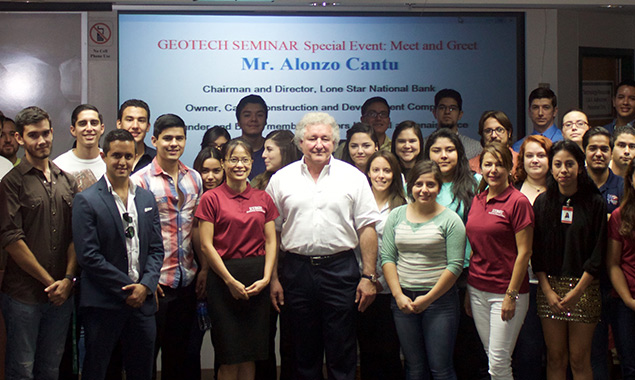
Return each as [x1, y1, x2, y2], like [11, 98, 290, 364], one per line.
[131, 158, 203, 288]
[381, 205, 465, 291]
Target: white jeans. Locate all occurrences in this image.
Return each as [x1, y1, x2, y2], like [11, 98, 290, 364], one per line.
[468, 285, 529, 380]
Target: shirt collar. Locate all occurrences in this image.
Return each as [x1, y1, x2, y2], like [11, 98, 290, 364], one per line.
[104, 174, 136, 195]
[219, 182, 253, 199]
[532, 123, 559, 140]
[17, 158, 60, 176]
[149, 157, 189, 178]
[479, 183, 514, 203]
[300, 155, 333, 178]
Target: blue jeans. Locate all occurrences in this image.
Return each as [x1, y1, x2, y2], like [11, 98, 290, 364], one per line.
[2, 294, 74, 380]
[612, 298, 635, 380]
[392, 286, 459, 380]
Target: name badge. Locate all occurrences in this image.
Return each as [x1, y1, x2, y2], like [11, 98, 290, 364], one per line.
[561, 206, 573, 224]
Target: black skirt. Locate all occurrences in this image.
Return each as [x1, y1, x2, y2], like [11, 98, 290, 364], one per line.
[207, 255, 270, 365]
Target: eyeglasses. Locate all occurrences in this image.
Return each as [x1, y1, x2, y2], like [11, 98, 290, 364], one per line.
[436, 105, 460, 113]
[123, 212, 135, 239]
[483, 127, 507, 136]
[364, 111, 389, 119]
[227, 157, 252, 165]
[562, 120, 588, 129]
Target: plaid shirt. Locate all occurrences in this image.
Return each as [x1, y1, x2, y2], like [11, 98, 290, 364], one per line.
[131, 158, 202, 288]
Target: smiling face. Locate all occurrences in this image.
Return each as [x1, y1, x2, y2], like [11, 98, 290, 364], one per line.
[562, 111, 589, 146]
[552, 149, 581, 194]
[200, 157, 224, 191]
[481, 152, 509, 191]
[585, 135, 611, 173]
[117, 106, 150, 144]
[16, 120, 53, 162]
[71, 110, 104, 149]
[103, 140, 135, 181]
[263, 139, 282, 172]
[348, 132, 377, 171]
[433, 97, 463, 129]
[237, 103, 267, 138]
[300, 123, 334, 168]
[411, 172, 440, 205]
[428, 137, 458, 180]
[394, 128, 420, 167]
[223, 145, 252, 183]
[152, 126, 186, 164]
[368, 156, 394, 194]
[614, 85, 635, 122]
[523, 141, 549, 181]
[529, 98, 557, 131]
[613, 133, 635, 170]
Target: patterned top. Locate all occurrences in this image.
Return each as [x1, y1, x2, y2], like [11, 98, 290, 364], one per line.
[131, 158, 202, 288]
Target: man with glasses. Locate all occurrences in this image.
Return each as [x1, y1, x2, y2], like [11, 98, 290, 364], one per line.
[335, 96, 392, 158]
[469, 110, 518, 173]
[561, 108, 590, 151]
[512, 87, 563, 152]
[131, 114, 203, 379]
[432, 88, 482, 159]
[72, 129, 164, 380]
[54, 104, 106, 191]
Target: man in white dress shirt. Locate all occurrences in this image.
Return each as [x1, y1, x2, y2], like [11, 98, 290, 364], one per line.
[267, 112, 380, 380]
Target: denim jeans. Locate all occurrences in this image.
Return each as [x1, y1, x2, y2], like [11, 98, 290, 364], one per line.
[391, 286, 459, 380]
[2, 293, 74, 380]
[611, 297, 635, 380]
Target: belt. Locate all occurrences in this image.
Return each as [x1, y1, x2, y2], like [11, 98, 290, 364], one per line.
[286, 250, 353, 266]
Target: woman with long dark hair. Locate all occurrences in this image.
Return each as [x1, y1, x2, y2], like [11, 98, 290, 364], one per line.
[251, 130, 301, 190]
[391, 121, 424, 178]
[533, 140, 606, 380]
[200, 126, 231, 152]
[608, 159, 635, 380]
[341, 123, 379, 173]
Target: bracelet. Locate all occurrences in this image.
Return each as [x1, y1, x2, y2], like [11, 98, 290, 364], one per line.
[64, 274, 74, 282]
[506, 289, 519, 301]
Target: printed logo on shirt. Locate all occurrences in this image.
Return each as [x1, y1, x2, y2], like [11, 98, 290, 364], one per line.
[246, 206, 265, 214]
[488, 208, 505, 218]
[607, 194, 619, 206]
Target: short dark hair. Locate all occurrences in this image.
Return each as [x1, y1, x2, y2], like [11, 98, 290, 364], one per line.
[103, 129, 135, 155]
[361, 97, 390, 117]
[434, 89, 463, 111]
[15, 106, 51, 135]
[529, 87, 557, 108]
[478, 110, 513, 147]
[235, 94, 268, 121]
[201, 126, 231, 149]
[118, 99, 150, 121]
[615, 79, 635, 96]
[582, 126, 613, 150]
[72, 104, 103, 126]
[614, 125, 635, 141]
[153, 114, 187, 139]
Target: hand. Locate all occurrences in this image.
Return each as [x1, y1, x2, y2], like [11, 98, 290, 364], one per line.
[122, 284, 148, 308]
[227, 279, 249, 300]
[246, 278, 270, 297]
[545, 289, 567, 314]
[45, 279, 73, 306]
[395, 293, 415, 314]
[501, 296, 516, 321]
[560, 288, 582, 312]
[412, 295, 431, 314]
[196, 270, 208, 300]
[464, 290, 473, 317]
[270, 277, 284, 313]
[355, 278, 377, 312]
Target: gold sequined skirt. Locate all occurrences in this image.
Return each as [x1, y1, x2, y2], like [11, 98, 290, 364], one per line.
[536, 276, 601, 323]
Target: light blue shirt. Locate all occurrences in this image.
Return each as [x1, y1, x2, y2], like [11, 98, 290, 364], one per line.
[512, 123, 563, 152]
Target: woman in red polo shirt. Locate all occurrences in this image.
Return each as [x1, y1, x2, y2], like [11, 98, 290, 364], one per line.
[466, 142, 534, 380]
[196, 139, 279, 380]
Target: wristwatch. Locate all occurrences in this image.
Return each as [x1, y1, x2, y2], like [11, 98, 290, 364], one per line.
[506, 289, 519, 301]
[361, 273, 377, 283]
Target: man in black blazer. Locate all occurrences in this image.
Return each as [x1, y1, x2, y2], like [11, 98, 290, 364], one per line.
[72, 129, 164, 380]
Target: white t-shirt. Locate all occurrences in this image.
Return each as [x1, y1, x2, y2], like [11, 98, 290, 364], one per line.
[53, 150, 106, 192]
[0, 155, 13, 180]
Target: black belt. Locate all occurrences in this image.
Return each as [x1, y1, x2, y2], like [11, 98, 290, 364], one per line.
[286, 250, 353, 266]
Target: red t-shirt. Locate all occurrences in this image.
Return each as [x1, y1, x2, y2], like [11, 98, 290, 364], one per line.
[196, 183, 279, 260]
[466, 185, 534, 294]
[608, 208, 635, 297]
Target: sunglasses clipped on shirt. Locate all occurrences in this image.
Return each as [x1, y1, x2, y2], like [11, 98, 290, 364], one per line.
[123, 212, 135, 239]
